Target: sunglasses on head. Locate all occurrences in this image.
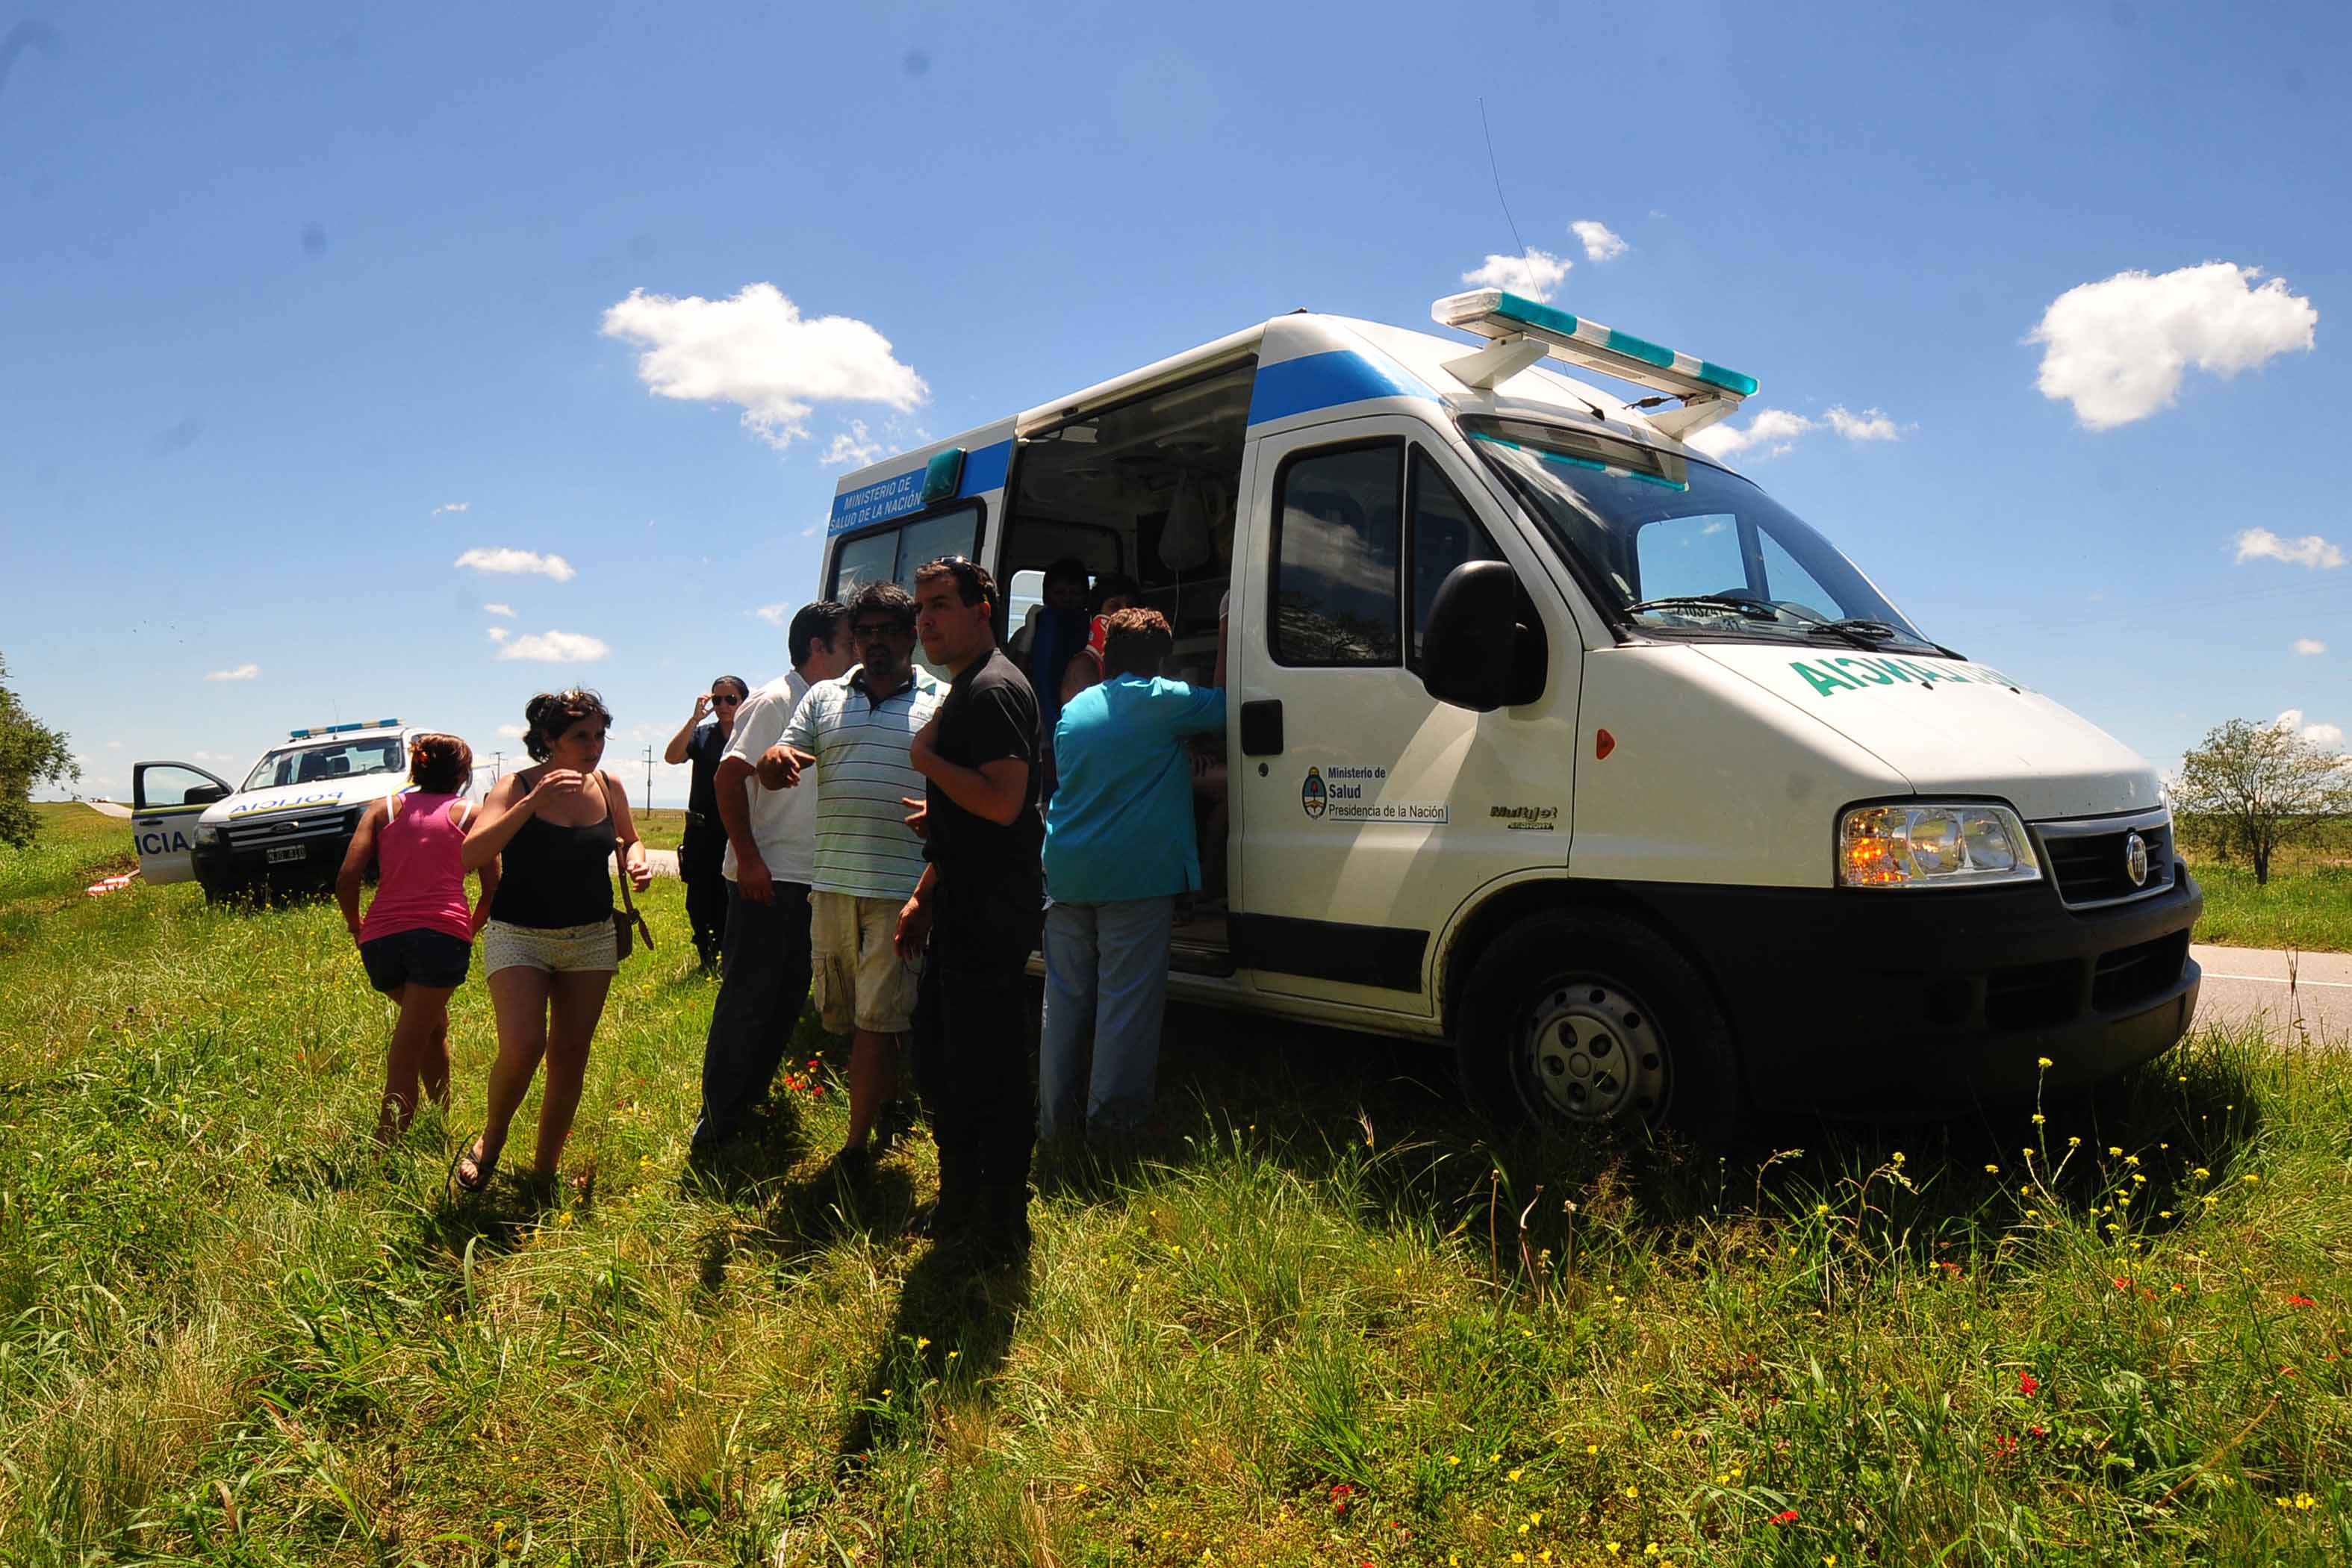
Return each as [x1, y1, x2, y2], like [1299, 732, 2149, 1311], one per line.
[922, 555, 995, 606]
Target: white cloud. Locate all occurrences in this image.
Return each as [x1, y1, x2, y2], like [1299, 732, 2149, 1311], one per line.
[820, 418, 886, 467]
[487, 626, 510, 644]
[1570, 220, 1628, 263]
[754, 603, 793, 626]
[1460, 249, 1571, 303]
[2234, 527, 2345, 570]
[497, 724, 527, 740]
[2296, 638, 2328, 656]
[2029, 261, 2318, 429]
[1684, 408, 1817, 461]
[483, 602, 516, 617]
[204, 663, 258, 682]
[1825, 405, 1903, 441]
[600, 282, 928, 451]
[495, 629, 609, 664]
[455, 547, 576, 581]
[432, 501, 470, 515]
[2273, 709, 2345, 749]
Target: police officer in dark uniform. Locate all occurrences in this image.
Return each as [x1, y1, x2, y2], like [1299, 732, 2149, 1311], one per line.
[665, 676, 749, 968]
[897, 557, 1045, 1267]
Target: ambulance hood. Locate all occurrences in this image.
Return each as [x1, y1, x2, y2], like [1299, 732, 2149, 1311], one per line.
[199, 774, 404, 827]
[1690, 644, 2165, 822]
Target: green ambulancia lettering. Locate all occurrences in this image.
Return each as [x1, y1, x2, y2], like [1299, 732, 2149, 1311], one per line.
[1791, 660, 1859, 696]
[1832, 656, 1894, 685]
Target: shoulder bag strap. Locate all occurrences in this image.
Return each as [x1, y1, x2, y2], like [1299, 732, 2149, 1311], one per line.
[600, 771, 644, 928]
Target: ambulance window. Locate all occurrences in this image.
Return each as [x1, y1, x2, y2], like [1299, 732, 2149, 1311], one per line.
[1632, 514, 1745, 603]
[895, 509, 980, 590]
[1407, 449, 1505, 668]
[1755, 529, 1841, 621]
[1272, 442, 1402, 668]
[833, 531, 897, 597]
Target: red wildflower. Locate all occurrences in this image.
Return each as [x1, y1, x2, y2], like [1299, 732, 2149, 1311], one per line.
[1330, 1483, 1354, 1516]
[2112, 1277, 2133, 1292]
[1770, 1510, 1799, 1525]
[2027, 1425, 2047, 1439]
[1988, 1434, 2020, 1460]
[2287, 1295, 2315, 1307]
[2017, 1372, 2038, 1396]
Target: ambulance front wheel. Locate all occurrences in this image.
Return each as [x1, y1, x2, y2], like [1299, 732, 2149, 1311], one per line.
[1457, 911, 1740, 1142]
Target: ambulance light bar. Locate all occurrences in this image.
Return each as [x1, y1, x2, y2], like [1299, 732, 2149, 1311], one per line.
[1431, 290, 1758, 405]
[288, 719, 401, 740]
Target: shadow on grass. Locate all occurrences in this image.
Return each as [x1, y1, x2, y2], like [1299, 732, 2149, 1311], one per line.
[834, 1237, 1033, 1466]
[1105, 1001, 2271, 1277]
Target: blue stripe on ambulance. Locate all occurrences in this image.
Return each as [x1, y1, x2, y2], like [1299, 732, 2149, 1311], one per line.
[829, 438, 1012, 535]
[1245, 351, 1436, 427]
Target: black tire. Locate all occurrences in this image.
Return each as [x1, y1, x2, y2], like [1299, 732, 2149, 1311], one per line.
[1455, 909, 1742, 1142]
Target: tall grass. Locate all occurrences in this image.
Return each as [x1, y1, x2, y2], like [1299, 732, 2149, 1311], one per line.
[1, 804, 2347, 1564]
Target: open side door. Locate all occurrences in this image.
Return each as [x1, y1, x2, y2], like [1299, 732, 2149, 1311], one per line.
[130, 762, 231, 884]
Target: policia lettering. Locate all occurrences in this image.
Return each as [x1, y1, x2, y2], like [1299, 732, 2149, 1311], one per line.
[1789, 656, 2026, 698]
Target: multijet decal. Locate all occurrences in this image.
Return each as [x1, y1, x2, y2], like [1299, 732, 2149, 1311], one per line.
[1788, 656, 2027, 698]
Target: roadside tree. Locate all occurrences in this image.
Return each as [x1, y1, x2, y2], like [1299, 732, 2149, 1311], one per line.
[0, 654, 78, 850]
[2174, 717, 2352, 886]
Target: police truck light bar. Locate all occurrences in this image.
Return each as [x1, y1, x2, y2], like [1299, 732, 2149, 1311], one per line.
[1431, 289, 1757, 439]
[288, 718, 401, 739]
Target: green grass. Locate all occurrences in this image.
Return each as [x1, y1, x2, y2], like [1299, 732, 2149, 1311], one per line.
[2188, 859, 2352, 953]
[2, 803, 2349, 1564]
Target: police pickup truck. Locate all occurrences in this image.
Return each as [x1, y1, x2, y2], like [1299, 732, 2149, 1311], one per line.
[131, 720, 428, 900]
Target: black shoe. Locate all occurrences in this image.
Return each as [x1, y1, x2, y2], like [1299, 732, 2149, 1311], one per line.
[832, 1143, 875, 1191]
[910, 1188, 980, 1242]
[872, 1098, 920, 1155]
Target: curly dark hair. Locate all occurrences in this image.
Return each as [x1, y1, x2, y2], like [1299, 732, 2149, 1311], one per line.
[522, 688, 613, 762]
[407, 732, 474, 794]
[1101, 607, 1173, 680]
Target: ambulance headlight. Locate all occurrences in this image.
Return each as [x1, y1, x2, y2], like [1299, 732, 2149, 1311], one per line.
[1838, 803, 2041, 889]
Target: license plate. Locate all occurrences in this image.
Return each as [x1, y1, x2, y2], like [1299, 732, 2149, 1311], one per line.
[266, 844, 307, 865]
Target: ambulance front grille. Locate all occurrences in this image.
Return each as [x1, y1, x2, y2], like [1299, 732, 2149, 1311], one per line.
[223, 807, 361, 852]
[2032, 809, 2177, 910]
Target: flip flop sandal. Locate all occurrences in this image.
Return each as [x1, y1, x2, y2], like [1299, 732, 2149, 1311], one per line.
[449, 1133, 499, 1195]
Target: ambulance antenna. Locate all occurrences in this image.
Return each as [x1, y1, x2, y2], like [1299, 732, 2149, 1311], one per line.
[1478, 99, 1532, 276]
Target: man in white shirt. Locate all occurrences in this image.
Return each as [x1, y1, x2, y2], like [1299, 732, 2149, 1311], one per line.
[690, 600, 850, 1154]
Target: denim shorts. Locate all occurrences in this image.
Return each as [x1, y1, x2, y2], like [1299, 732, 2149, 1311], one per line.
[358, 928, 474, 994]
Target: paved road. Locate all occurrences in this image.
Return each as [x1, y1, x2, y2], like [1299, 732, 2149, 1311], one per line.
[2193, 943, 2352, 1043]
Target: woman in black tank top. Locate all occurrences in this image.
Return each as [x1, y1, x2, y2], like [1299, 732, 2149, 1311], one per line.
[454, 690, 652, 1192]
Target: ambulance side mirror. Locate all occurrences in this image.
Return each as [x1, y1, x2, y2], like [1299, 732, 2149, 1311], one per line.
[184, 783, 230, 806]
[1422, 560, 1539, 713]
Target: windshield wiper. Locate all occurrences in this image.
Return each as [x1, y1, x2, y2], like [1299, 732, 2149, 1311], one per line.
[1623, 594, 1782, 621]
[1802, 617, 1905, 647]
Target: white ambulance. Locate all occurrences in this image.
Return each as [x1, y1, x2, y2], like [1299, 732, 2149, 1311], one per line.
[131, 720, 425, 900]
[821, 290, 2201, 1133]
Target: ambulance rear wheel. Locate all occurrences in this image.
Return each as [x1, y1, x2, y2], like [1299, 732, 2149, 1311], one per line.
[1457, 911, 1739, 1141]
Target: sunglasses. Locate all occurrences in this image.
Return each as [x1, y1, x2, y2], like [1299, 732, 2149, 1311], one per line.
[712, 694, 743, 706]
[853, 621, 915, 640]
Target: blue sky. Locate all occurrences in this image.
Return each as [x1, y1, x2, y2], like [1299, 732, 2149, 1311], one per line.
[6, 1, 2345, 805]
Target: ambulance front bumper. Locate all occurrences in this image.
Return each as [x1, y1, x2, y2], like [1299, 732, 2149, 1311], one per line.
[193, 807, 362, 895]
[1628, 864, 2203, 1118]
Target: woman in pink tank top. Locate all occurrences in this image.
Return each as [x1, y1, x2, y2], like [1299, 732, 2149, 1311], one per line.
[335, 734, 500, 1144]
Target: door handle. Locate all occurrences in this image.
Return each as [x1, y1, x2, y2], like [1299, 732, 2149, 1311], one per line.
[1240, 700, 1284, 756]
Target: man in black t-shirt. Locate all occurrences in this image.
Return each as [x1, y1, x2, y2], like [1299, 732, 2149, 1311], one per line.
[897, 556, 1044, 1267]
[664, 676, 750, 968]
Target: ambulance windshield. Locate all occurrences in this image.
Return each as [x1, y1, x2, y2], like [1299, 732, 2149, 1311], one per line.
[241, 736, 405, 792]
[1463, 417, 1937, 653]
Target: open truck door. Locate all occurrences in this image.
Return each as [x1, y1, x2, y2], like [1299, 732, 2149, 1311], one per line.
[130, 762, 231, 884]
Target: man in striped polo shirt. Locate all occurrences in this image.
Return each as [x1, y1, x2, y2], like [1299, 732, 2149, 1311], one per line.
[761, 580, 945, 1185]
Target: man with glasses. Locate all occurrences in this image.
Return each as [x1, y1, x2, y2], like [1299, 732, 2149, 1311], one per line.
[665, 676, 752, 969]
[897, 556, 1045, 1268]
[690, 604, 850, 1156]
[762, 581, 944, 1186]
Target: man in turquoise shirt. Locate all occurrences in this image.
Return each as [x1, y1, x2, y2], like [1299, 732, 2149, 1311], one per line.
[1040, 606, 1225, 1148]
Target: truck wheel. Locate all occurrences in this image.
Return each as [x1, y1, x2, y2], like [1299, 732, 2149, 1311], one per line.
[1456, 910, 1741, 1141]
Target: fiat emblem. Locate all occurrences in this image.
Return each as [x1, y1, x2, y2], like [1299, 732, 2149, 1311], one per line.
[2123, 832, 2149, 887]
